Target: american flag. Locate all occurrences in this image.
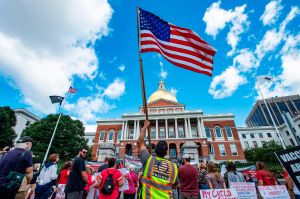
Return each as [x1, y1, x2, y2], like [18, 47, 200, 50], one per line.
[68, 86, 77, 94]
[139, 8, 216, 76]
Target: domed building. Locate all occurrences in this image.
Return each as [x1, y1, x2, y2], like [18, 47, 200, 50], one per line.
[92, 80, 245, 163]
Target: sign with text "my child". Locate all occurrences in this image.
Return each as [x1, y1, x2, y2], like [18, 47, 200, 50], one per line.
[200, 189, 238, 199]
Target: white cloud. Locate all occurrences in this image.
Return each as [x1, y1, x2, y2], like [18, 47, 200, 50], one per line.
[104, 78, 126, 99]
[109, 56, 117, 64]
[160, 64, 168, 79]
[209, 67, 247, 99]
[170, 87, 178, 97]
[255, 29, 283, 60]
[73, 94, 115, 122]
[0, 0, 113, 114]
[255, 6, 299, 61]
[233, 49, 258, 72]
[203, 1, 249, 56]
[203, 1, 233, 38]
[159, 61, 164, 67]
[118, 64, 126, 72]
[260, 0, 283, 26]
[99, 72, 106, 80]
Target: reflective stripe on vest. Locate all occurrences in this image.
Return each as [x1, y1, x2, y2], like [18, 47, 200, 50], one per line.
[139, 156, 176, 199]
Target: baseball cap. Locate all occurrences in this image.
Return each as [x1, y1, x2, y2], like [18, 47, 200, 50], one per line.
[18, 136, 33, 143]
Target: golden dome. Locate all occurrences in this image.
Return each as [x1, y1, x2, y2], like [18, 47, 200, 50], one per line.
[147, 79, 177, 103]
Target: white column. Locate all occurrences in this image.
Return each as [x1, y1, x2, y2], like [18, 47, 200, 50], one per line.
[124, 121, 128, 139]
[197, 118, 202, 138]
[121, 121, 125, 140]
[165, 119, 168, 139]
[201, 119, 207, 138]
[156, 119, 159, 139]
[133, 120, 137, 139]
[188, 118, 192, 138]
[175, 118, 178, 138]
[184, 118, 188, 138]
[136, 120, 140, 139]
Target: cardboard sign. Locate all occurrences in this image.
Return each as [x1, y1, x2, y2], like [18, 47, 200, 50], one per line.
[275, 146, 300, 190]
[230, 182, 257, 199]
[200, 189, 238, 199]
[258, 185, 289, 199]
[124, 155, 142, 172]
[119, 179, 129, 191]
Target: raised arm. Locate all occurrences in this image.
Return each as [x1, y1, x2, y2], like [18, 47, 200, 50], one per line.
[137, 120, 150, 154]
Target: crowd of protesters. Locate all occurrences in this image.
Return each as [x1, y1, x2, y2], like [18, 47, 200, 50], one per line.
[1, 122, 300, 199]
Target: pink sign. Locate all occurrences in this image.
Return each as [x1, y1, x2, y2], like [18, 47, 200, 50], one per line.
[200, 189, 238, 199]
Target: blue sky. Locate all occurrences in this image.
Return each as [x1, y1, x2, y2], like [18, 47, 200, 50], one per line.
[0, 0, 299, 127]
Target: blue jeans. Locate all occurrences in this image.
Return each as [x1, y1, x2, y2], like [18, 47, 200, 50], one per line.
[34, 183, 52, 199]
[199, 184, 209, 189]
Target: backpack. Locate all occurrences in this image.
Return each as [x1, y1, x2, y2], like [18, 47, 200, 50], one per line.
[101, 169, 116, 195]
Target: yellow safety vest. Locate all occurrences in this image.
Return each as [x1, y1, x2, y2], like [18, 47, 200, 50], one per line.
[138, 156, 178, 199]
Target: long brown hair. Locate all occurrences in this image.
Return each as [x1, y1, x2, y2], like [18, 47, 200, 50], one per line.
[207, 162, 222, 182]
[256, 161, 274, 178]
[62, 161, 72, 170]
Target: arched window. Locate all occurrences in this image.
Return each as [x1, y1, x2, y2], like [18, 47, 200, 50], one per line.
[225, 126, 233, 138]
[205, 127, 211, 138]
[214, 126, 223, 139]
[108, 130, 114, 141]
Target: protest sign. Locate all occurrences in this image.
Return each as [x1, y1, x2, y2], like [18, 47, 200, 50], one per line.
[200, 189, 238, 199]
[124, 155, 142, 172]
[258, 185, 289, 199]
[230, 182, 257, 199]
[119, 179, 129, 191]
[275, 146, 300, 190]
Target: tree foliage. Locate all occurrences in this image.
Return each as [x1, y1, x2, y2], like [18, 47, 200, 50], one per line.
[0, 106, 17, 149]
[22, 114, 88, 162]
[244, 140, 283, 163]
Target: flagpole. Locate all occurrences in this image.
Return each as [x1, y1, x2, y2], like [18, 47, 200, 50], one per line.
[41, 92, 69, 167]
[137, 7, 152, 154]
[255, 77, 286, 149]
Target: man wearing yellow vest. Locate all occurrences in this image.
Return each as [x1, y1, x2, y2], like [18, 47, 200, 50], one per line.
[137, 120, 179, 199]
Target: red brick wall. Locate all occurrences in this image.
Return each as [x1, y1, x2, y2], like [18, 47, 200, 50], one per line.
[203, 120, 245, 161]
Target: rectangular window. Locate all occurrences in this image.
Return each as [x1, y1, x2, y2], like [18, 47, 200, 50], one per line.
[168, 126, 175, 138]
[117, 130, 122, 140]
[253, 141, 258, 148]
[151, 127, 156, 139]
[230, 144, 238, 156]
[225, 126, 233, 138]
[250, 133, 255, 138]
[205, 127, 211, 138]
[159, 127, 166, 138]
[129, 129, 134, 139]
[100, 130, 105, 140]
[218, 144, 226, 156]
[178, 126, 184, 138]
[293, 127, 296, 133]
[286, 131, 290, 136]
[267, 133, 272, 138]
[290, 139, 295, 146]
[191, 127, 198, 137]
[244, 141, 249, 149]
[242, 134, 246, 139]
[259, 133, 263, 138]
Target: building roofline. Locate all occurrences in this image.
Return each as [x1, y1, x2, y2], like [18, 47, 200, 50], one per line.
[14, 108, 40, 121]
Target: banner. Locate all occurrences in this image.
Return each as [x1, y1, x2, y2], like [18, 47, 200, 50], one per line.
[118, 168, 129, 191]
[230, 182, 257, 199]
[200, 189, 238, 199]
[124, 155, 142, 172]
[258, 185, 289, 199]
[275, 146, 300, 190]
[237, 165, 257, 178]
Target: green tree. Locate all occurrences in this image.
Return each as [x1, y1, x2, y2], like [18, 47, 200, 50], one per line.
[244, 140, 283, 163]
[0, 106, 17, 149]
[22, 114, 88, 162]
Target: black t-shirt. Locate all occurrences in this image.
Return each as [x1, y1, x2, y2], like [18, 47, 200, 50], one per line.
[0, 148, 32, 187]
[65, 157, 86, 193]
[98, 163, 108, 173]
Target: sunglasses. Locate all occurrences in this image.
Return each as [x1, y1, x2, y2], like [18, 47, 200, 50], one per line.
[82, 151, 87, 154]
